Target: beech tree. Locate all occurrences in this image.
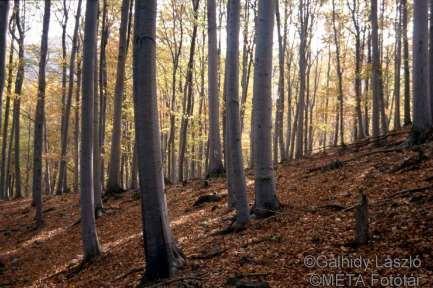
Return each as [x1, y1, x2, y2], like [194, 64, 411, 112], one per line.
[207, 0, 225, 177]
[107, 0, 131, 194]
[33, 0, 51, 227]
[0, 0, 9, 128]
[252, 0, 279, 217]
[80, 0, 101, 260]
[133, 0, 185, 279]
[410, 0, 431, 143]
[224, 0, 249, 227]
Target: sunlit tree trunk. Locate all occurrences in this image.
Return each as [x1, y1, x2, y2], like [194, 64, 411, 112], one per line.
[107, 0, 130, 194]
[371, 0, 385, 139]
[57, 0, 82, 196]
[207, 0, 225, 177]
[33, 0, 51, 227]
[0, 0, 9, 134]
[80, 0, 101, 261]
[401, 0, 411, 126]
[252, 0, 279, 217]
[12, 0, 25, 198]
[394, 0, 402, 130]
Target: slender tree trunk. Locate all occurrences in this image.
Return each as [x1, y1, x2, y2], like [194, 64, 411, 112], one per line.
[80, 0, 101, 261]
[400, 0, 411, 126]
[207, 0, 224, 178]
[93, 6, 103, 216]
[371, 0, 385, 139]
[56, 0, 82, 196]
[252, 0, 279, 217]
[178, 0, 200, 183]
[133, 0, 185, 280]
[0, 0, 9, 135]
[274, 0, 287, 162]
[12, 0, 25, 198]
[0, 21, 14, 200]
[332, 0, 345, 146]
[57, 0, 69, 194]
[394, 0, 402, 130]
[107, 0, 131, 194]
[33, 0, 51, 227]
[74, 45, 82, 194]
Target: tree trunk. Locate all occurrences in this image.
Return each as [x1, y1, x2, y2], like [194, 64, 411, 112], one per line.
[332, 0, 345, 146]
[411, 0, 432, 139]
[133, 0, 185, 280]
[207, 0, 224, 178]
[0, 19, 14, 200]
[56, 0, 82, 196]
[80, 0, 101, 261]
[371, 0, 385, 139]
[0, 0, 9, 134]
[252, 0, 279, 217]
[107, 0, 130, 194]
[225, 0, 249, 226]
[178, 0, 200, 183]
[33, 0, 51, 227]
[394, 0, 402, 130]
[12, 0, 25, 198]
[401, 0, 411, 126]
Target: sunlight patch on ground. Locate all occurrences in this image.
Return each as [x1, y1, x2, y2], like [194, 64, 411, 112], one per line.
[102, 232, 142, 251]
[0, 227, 65, 257]
[171, 209, 207, 228]
[32, 255, 83, 286]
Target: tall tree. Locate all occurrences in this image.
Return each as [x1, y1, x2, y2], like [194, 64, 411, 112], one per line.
[252, 0, 279, 217]
[207, 0, 225, 177]
[56, 0, 82, 196]
[133, 0, 185, 280]
[178, 0, 200, 183]
[33, 0, 51, 227]
[410, 0, 431, 143]
[274, 0, 288, 162]
[80, 0, 101, 260]
[371, 0, 385, 139]
[401, 0, 411, 126]
[393, 0, 402, 130]
[0, 18, 15, 200]
[107, 0, 131, 194]
[56, 0, 70, 194]
[332, 0, 345, 146]
[348, 0, 366, 139]
[11, 0, 25, 198]
[224, 0, 249, 228]
[0, 0, 9, 132]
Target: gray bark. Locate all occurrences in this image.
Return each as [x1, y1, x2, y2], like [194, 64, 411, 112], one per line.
[225, 0, 249, 225]
[0, 0, 9, 133]
[107, 0, 131, 194]
[252, 0, 279, 217]
[33, 0, 51, 227]
[57, 0, 82, 195]
[80, 0, 101, 261]
[401, 0, 411, 126]
[207, 0, 224, 177]
[371, 0, 385, 138]
[394, 0, 402, 130]
[133, 0, 185, 280]
[412, 0, 432, 134]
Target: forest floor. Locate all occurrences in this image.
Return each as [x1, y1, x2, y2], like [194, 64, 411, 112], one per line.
[1, 128, 433, 287]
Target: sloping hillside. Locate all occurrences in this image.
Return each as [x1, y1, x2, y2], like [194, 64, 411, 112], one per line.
[1, 129, 433, 287]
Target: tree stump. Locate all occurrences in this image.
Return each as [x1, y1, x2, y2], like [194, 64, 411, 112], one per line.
[355, 193, 369, 245]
